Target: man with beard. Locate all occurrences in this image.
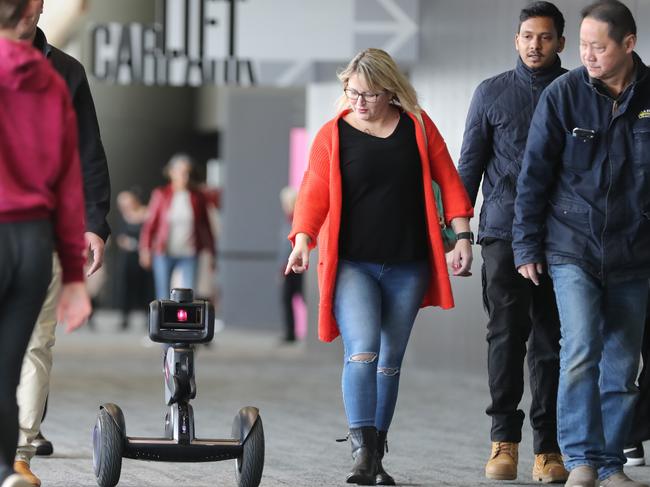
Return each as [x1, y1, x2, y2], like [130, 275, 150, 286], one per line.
[458, 2, 567, 483]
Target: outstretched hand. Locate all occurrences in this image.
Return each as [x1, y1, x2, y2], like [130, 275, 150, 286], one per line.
[285, 233, 311, 275]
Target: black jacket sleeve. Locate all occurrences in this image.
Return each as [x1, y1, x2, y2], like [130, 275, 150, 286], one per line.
[50, 48, 111, 241]
[457, 81, 492, 206]
[73, 65, 111, 241]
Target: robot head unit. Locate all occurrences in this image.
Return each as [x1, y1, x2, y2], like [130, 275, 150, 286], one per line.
[149, 288, 215, 344]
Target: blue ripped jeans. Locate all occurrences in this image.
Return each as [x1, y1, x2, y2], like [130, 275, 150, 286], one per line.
[334, 259, 429, 431]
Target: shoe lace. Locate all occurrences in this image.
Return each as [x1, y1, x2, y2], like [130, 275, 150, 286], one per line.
[494, 442, 516, 458]
[539, 452, 563, 466]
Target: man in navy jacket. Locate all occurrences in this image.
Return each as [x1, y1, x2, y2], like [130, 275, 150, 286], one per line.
[458, 2, 567, 482]
[514, 1, 650, 486]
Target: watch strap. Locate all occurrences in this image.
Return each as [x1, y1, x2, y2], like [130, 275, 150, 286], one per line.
[456, 231, 474, 244]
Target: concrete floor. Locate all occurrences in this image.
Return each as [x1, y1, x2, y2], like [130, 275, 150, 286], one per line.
[24, 311, 650, 487]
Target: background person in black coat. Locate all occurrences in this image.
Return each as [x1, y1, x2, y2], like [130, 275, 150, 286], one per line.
[114, 189, 151, 331]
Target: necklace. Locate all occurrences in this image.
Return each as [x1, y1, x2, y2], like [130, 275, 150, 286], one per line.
[358, 109, 399, 137]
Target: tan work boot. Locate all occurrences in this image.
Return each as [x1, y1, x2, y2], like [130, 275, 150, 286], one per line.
[485, 441, 518, 480]
[532, 452, 568, 483]
[12, 461, 40, 487]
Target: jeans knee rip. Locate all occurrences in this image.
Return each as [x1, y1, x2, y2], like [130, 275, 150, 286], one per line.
[348, 353, 377, 364]
[377, 367, 400, 376]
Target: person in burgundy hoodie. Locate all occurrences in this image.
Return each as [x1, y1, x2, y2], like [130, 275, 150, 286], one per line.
[10, 2, 112, 481]
[0, 1, 91, 485]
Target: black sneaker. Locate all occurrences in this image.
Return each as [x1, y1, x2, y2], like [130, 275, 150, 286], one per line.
[624, 443, 645, 466]
[32, 431, 53, 456]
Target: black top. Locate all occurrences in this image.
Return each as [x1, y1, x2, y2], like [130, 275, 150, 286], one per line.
[338, 112, 427, 263]
[116, 219, 142, 254]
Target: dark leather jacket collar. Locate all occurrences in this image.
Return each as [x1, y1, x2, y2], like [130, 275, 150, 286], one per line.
[32, 27, 52, 58]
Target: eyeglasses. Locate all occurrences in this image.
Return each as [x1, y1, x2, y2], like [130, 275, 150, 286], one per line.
[344, 88, 385, 103]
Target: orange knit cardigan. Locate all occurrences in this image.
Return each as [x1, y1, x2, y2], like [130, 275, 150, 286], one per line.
[289, 109, 474, 342]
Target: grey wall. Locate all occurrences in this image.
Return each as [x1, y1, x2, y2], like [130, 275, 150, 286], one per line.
[90, 84, 197, 201]
[217, 87, 306, 327]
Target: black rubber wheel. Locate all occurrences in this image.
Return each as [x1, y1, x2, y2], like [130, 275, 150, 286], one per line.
[93, 408, 124, 487]
[235, 416, 265, 487]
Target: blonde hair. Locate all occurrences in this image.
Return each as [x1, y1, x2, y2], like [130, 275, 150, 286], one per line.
[336, 48, 420, 114]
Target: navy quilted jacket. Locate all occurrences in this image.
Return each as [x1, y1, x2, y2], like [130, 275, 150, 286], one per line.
[458, 56, 566, 242]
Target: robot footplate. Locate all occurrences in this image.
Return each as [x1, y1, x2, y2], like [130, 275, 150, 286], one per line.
[124, 437, 243, 462]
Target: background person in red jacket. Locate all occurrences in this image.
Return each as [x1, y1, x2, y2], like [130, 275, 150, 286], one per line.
[286, 48, 473, 486]
[139, 153, 216, 300]
[0, 0, 91, 485]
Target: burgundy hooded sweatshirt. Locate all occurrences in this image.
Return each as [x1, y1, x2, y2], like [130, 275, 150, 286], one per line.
[0, 38, 85, 283]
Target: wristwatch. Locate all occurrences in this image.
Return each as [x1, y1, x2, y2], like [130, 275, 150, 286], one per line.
[456, 231, 474, 244]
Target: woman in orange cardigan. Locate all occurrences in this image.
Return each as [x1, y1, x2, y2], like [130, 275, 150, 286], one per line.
[286, 48, 474, 485]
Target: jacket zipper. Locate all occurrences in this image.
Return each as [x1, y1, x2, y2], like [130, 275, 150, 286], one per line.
[601, 98, 618, 279]
[591, 72, 642, 279]
[601, 145, 612, 280]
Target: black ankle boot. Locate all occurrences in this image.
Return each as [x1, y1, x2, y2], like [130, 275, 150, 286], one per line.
[376, 431, 395, 485]
[347, 426, 378, 485]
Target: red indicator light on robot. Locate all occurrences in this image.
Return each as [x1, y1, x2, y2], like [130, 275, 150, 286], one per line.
[177, 309, 188, 322]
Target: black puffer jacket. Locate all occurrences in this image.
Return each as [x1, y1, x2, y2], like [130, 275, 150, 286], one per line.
[458, 56, 566, 243]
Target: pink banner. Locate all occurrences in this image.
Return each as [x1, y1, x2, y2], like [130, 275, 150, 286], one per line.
[289, 127, 308, 339]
